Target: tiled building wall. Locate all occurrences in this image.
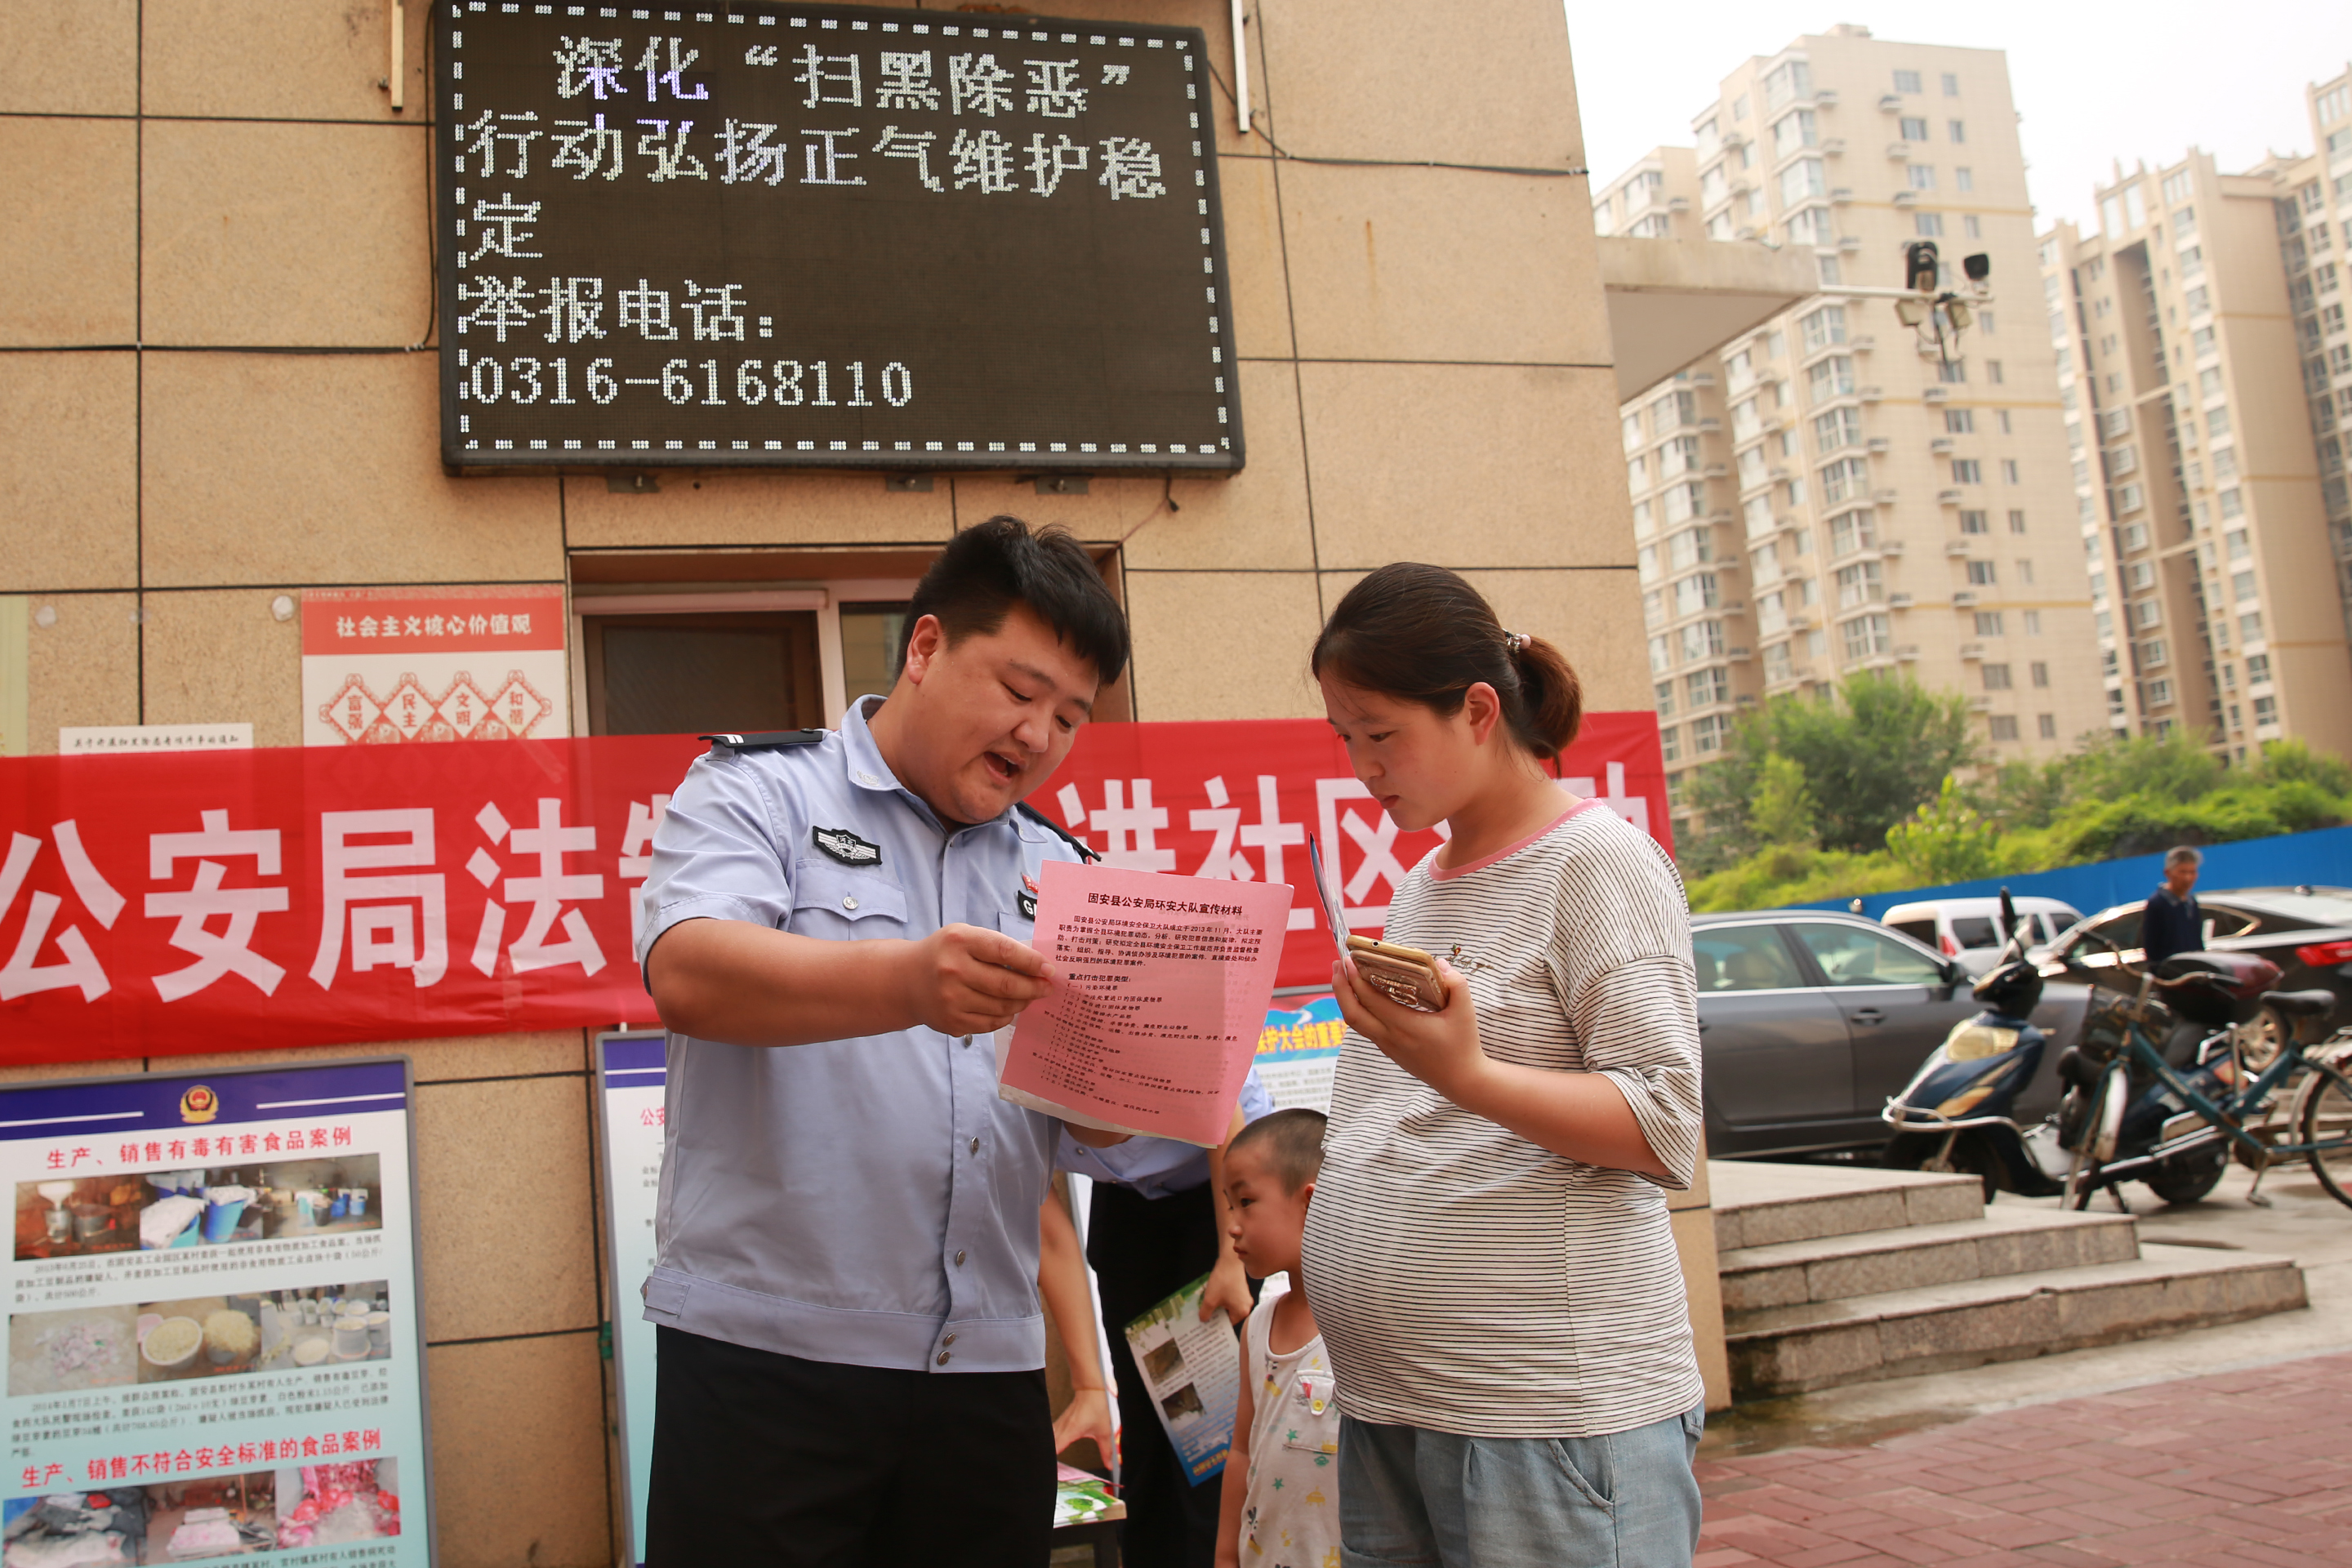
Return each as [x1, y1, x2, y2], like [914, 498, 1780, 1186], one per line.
[3, 1, 1692, 1561]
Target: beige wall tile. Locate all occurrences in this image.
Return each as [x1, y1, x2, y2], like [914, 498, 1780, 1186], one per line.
[1256, 0, 1582, 167]
[158, 1030, 586, 1084]
[143, 121, 429, 348]
[138, 589, 303, 746]
[1458, 568, 1652, 715]
[1124, 570, 1322, 720]
[561, 470, 955, 552]
[1032, 362, 1312, 572]
[425, 1333, 612, 1568]
[1298, 363, 1637, 572]
[141, 353, 562, 586]
[0, 2, 136, 115]
[1, 355, 138, 594]
[1, 119, 136, 345]
[26, 592, 140, 753]
[1671, 1204, 1731, 1412]
[1220, 154, 1294, 362]
[1278, 162, 1606, 365]
[144, 0, 431, 122]
[0, 1058, 145, 1086]
[414, 1075, 599, 1343]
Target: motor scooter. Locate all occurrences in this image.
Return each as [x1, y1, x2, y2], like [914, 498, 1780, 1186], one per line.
[1882, 891, 2071, 1199]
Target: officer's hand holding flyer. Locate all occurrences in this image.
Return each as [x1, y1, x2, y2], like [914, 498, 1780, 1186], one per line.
[994, 860, 1290, 1147]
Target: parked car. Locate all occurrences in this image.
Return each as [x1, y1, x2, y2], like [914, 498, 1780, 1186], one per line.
[1883, 896, 2084, 976]
[2042, 885, 2352, 1031]
[1693, 910, 2089, 1158]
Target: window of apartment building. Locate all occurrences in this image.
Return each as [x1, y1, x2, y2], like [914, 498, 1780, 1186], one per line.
[1974, 611, 2005, 635]
[1841, 612, 1893, 662]
[1941, 72, 1961, 96]
[1956, 166, 1974, 192]
[1916, 212, 1944, 238]
[1725, 347, 1754, 387]
[2320, 84, 2351, 122]
[1732, 92, 1748, 120]
[1686, 667, 1730, 708]
[1637, 545, 1659, 583]
[1682, 619, 1726, 661]
[2207, 406, 2231, 437]
[2232, 568, 2259, 603]
[1668, 524, 1712, 568]
[2172, 207, 2197, 241]
[1780, 158, 1827, 204]
[1908, 163, 1937, 191]
[1952, 457, 1983, 483]
[1966, 559, 1998, 586]
[2144, 679, 2174, 709]
[1693, 714, 1729, 755]
[2324, 301, 2348, 336]
[2246, 653, 2272, 684]
[1817, 253, 1843, 286]
[2186, 285, 2211, 315]
[1649, 634, 1672, 673]
[1948, 119, 1967, 143]
[1757, 590, 1787, 635]
[1661, 434, 1701, 475]
[2319, 263, 2341, 293]
[1737, 446, 1768, 488]
[1741, 493, 1774, 537]
[1938, 359, 1969, 384]
[2007, 508, 2028, 533]
[1983, 663, 2013, 690]
[2127, 561, 2155, 590]
[1622, 412, 1644, 452]
[1944, 408, 1975, 434]
[1985, 359, 2004, 384]
[1826, 508, 1875, 556]
[2030, 661, 2051, 688]
[1642, 590, 1664, 629]
[2162, 168, 2193, 204]
[1787, 207, 1835, 247]
[1959, 509, 1989, 534]
[1664, 480, 1706, 524]
[1624, 169, 1664, 212]
[1800, 304, 1847, 352]
[2124, 184, 2146, 227]
[1900, 115, 1929, 142]
[2038, 713, 2059, 739]
[1817, 456, 1869, 503]
[2225, 528, 2250, 559]
[1653, 389, 1697, 432]
[2140, 638, 2168, 669]
[1834, 560, 1884, 608]
[1765, 60, 1811, 109]
[1632, 499, 1655, 536]
[2198, 366, 2225, 399]
[582, 608, 827, 737]
[1893, 69, 1922, 93]
[1673, 575, 1720, 617]
[1752, 540, 1781, 581]
[1809, 355, 1856, 402]
[1982, 312, 1998, 337]
[2016, 559, 2034, 584]
[1987, 715, 2020, 742]
[1659, 724, 1681, 763]
[2253, 694, 2279, 727]
[1787, 478, 1809, 510]
[2240, 610, 2265, 644]
[1654, 680, 1676, 717]
[2121, 521, 2149, 552]
[1814, 406, 1864, 452]
[2213, 445, 2240, 481]
[2219, 486, 2244, 519]
[1772, 109, 1818, 156]
[2024, 610, 2041, 635]
[1964, 216, 1982, 239]
[1705, 210, 1735, 241]
[2190, 325, 2217, 359]
[2002, 459, 2021, 484]
[2180, 244, 2204, 278]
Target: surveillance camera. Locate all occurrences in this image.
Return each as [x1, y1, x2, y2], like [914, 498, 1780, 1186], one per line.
[1963, 252, 1991, 282]
[1904, 239, 1940, 294]
[1895, 297, 1928, 327]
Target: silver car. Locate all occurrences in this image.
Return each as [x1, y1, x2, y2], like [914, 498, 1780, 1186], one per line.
[1693, 910, 2086, 1157]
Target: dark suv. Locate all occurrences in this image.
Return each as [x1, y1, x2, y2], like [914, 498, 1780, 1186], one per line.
[1693, 910, 2084, 1157]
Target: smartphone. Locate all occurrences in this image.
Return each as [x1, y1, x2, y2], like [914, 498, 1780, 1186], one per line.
[1345, 935, 1446, 1013]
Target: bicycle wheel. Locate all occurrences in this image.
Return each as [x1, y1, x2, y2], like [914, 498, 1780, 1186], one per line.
[2299, 1058, 2352, 1210]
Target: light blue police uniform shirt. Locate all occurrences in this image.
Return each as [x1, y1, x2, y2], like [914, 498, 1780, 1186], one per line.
[1056, 1068, 1275, 1200]
[635, 696, 1079, 1374]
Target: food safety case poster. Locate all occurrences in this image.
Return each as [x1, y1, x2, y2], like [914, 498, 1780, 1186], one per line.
[0, 1059, 431, 1567]
[594, 1031, 666, 1568]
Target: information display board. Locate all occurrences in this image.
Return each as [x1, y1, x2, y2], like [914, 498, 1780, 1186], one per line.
[440, 2, 1241, 471]
[592, 1031, 666, 1568]
[0, 1060, 431, 1567]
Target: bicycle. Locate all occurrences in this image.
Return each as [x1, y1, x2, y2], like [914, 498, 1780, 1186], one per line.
[2055, 930, 2352, 1211]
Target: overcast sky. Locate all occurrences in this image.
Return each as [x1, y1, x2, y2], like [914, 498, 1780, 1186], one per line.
[1568, 4, 2352, 230]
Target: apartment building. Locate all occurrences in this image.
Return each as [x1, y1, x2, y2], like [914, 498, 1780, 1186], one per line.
[1595, 25, 2105, 831]
[2038, 68, 2352, 760]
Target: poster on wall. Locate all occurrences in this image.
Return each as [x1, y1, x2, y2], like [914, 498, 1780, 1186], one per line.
[0, 1058, 432, 1566]
[1254, 996, 1343, 1114]
[301, 587, 568, 746]
[593, 1032, 667, 1568]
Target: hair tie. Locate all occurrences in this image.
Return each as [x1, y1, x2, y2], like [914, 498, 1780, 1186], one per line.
[1503, 631, 1530, 654]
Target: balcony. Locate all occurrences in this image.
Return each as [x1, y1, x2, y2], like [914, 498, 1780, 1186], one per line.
[1878, 92, 1904, 112]
[1894, 189, 1918, 207]
[1922, 385, 1949, 403]
[1937, 488, 1965, 504]
[1930, 436, 1954, 453]
[1815, 89, 1839, 107]
[1953, 591, 1979, 607]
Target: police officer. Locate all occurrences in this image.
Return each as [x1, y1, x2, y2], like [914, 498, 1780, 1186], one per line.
[637, 516, 1132, 1567]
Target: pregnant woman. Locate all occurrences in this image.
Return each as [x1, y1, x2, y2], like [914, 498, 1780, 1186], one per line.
[1300, 563, 1708, 1568]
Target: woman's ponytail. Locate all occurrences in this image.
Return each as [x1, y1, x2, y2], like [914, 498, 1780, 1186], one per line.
[1508, 633, 1583, 760]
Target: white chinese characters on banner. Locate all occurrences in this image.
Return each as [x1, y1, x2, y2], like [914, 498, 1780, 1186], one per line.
[301, 588, 569, 746]
[0, 822, 122, 1002]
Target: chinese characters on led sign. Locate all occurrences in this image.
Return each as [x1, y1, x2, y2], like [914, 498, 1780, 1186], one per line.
[439, 2, 1243, 470]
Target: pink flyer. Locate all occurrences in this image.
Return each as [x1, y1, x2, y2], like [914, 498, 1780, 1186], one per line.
[996, 860, 1292, 1147]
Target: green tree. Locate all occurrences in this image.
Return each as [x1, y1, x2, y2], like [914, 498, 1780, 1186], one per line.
[1885, 774, 2003, 883]
[1748, 752, 1818, 848]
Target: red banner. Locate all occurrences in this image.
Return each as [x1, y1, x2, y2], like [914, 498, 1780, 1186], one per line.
[0, 716, 1664, 1062]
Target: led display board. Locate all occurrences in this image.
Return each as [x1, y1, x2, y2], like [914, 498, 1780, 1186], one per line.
[438, 1, 1242, 471]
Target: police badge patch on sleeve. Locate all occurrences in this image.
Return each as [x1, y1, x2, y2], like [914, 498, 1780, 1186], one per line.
[813, 826, 883, 866]
[1017, 889, 1038, 920]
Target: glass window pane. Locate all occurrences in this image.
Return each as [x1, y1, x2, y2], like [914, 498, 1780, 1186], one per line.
[1692, 924, 1806, 992]
[839, 600, 913, 702]
[1793, 924, 1947, 987]
[590, 612, 820, 736]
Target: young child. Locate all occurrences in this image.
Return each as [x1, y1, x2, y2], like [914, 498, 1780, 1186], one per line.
[1214, 1109, 1339, 1568]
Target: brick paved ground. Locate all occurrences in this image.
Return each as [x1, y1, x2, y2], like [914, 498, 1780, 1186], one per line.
[1697, 1350, 2352, 1568]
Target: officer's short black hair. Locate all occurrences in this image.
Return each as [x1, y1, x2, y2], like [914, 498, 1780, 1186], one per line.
[1227, 1108, 1326, 1196]
[903, 516, 1129, 687]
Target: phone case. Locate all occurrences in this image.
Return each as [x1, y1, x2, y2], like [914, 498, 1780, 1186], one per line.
[1349, 950, 1444, 1013]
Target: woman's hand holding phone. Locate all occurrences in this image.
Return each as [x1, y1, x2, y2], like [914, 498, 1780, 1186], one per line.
[1331, 951, 1494, 1109]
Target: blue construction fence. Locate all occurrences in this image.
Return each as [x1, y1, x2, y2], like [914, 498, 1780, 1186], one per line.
[1784, 822, 2352, 921]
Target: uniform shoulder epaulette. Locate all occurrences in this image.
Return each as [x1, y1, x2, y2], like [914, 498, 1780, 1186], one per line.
[1016, 802, 1100, 863]
[701, 729, 828, 751]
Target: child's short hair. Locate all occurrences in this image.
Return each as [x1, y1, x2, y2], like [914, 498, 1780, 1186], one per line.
[1227, 1108, 1326, 1195]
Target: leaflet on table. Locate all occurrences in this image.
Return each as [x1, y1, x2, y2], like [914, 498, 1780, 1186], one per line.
[594, 1031, 669, 1568]
[0, 1060, 429, 1568]
[1122, 1273, 1239, 1487]
[996, 861, 1291, 1148]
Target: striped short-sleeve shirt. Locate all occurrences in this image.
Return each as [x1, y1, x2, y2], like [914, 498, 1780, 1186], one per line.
[1298, 801, 1706, 1438]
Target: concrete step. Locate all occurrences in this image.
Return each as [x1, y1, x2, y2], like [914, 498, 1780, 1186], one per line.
[1726, 1243, 2310, 1399]
[1719, 1207, 2142, 1312]
[1711, 1159, 1984, 1253]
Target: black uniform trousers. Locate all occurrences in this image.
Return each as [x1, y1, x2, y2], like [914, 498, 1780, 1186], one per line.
[644, 1325, 1054, 1568]
[1086, 1179, 1236, 1568]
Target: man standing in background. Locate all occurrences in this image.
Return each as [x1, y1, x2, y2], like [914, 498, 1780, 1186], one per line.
[2143, 846, 2205, 968]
